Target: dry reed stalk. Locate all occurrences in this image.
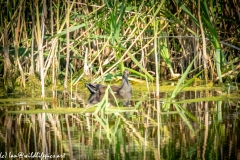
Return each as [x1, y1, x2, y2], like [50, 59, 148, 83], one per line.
[198, 0, 208, 83]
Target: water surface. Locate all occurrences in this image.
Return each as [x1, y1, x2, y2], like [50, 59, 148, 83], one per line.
[0, 86, 239, 160]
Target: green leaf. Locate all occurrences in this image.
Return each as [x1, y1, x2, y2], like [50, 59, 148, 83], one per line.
[50, 24, 86, 39]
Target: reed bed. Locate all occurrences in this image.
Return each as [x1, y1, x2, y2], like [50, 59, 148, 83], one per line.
[0, 0, 239, 96]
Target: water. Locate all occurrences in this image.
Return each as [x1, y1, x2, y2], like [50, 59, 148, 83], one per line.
[0, 88, 239, 160]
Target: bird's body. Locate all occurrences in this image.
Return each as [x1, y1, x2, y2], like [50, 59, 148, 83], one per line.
[85, 70, 132, 106]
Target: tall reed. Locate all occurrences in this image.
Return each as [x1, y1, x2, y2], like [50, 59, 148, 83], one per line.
[0, 0, 239, 94]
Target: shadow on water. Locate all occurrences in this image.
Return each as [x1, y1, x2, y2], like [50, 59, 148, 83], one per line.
[0, 88, 239, 159]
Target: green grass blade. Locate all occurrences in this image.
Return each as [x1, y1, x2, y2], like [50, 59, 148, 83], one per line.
[171, 56, 197, 98]
[174, 103, 194, 132]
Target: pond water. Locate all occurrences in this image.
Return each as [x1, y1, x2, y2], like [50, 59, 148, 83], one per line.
[0, 86, 239, 160]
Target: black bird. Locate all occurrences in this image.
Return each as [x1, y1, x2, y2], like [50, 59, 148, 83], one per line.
[86, 70, 132, 105]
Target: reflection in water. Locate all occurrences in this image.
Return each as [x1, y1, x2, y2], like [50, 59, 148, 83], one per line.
[87, 90, 132, 106]
[0, 90, 239, 159]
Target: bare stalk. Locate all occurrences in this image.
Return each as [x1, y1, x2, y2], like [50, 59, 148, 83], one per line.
[154, 21, 159, 98]
[14, 1, 26, 88]
[198, 0, 208, 83]
[38, 0, 46, 98]
[64, 0, 70, 97]
[30, 2, 35, 75]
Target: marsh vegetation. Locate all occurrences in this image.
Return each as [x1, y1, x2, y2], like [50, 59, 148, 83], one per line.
[0, 0, 239, 159]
